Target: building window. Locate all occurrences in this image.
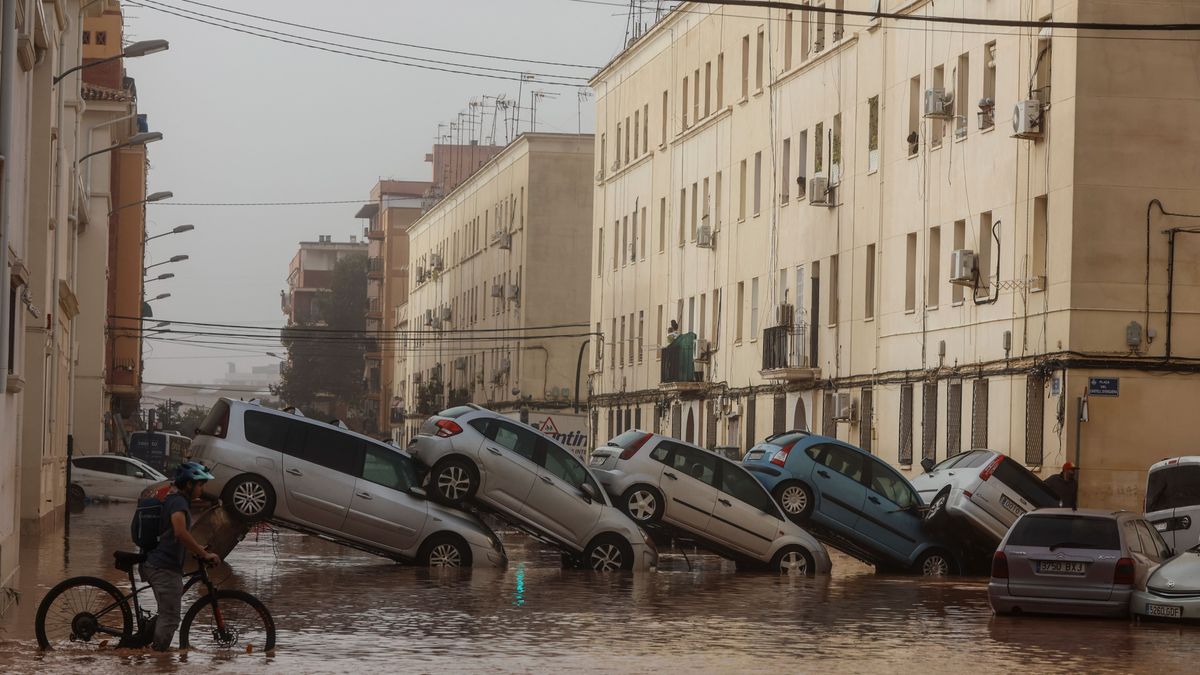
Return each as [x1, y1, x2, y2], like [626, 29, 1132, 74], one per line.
[820, 392, 835, 437]
[741, 34, 750, 99]
[690, 182, 698, 240]
[716, 53, 725, 108]
[947, 380, 963, 455]
[661, 90, 669, 143]
[899, 384, 914, 465]
[814, 122, 824, 174]
[656, 305, 663, 359]
[908, 75, 921, 155]
[678, 189, 686, 245]
[797, 131, 808, 198]
[643, 103, 649, 154]
[82, 30, 91, 44]
[95, 31, 107, 45]
[629, 312, 636, 366]
[784, 12, 794, 70]
[982, 41, 997, 130]
[736, 281, 745, 343]
[971, 378, 989, 448]
[612, 220, 620, 270]
[867, 95, 880, 172]
[630, 210, 638, 263]
[922, 382, 938, 463]
[622, 215, 629, 266]
[860, 388, 874, 453]
[633, 110, 640, 159]
[658, 197, 666, 252]
[753, 151, 762, 215]
[625, 115, 631, 164]
[755, 28, 765, 90]
[745, 395, 757, 450]
[638, 311, 644, 363]
[1033, 195, 1048, 290]
[977, 211, 993, 298]
[1025, 374, 1045, 465]
[827, 254, 838, 326]
[953, 220, 966, 303]
[956, 52, 970, 139]
[864, 243, 876, 319]
[813, 3, 826, 53]
[704, 61, 712, 117]
[831, 113, 842, 179]
[597, 227, 604, 276]
[711, 288, 721, 346]
[702, 177, 710, 230]
[693, 67, 701, 123]
[699, 293, 707, 340]
[781, 138, 791, 204]
[615, 123, 622, 168]
[927, 226, 941, 308]
[750, 277, 760, 339]
[714, 171, 723, 228]
[640, 205, 648, 259]
[905, 232, 918, 312]
[682, 76, 689, 129]
[932, 65, 946, 148]
[833, 0, 845, 41]
[610, 318, 617, 370]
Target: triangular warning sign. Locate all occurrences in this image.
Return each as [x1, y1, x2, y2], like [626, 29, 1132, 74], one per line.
[538, 416, 559, 435]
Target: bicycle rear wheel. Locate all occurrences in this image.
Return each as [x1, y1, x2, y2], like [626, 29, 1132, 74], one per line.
[34, 576, 133, 650]
[179, 589, 275, 653]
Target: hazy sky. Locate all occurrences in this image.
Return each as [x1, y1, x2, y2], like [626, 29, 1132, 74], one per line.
[128, 0, 633, 384]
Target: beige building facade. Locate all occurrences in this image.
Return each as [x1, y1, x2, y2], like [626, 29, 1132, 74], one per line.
[589, 1, 1200, 512]
[400, 133, 593, 444]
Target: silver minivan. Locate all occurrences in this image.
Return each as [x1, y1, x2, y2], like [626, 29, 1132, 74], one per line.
[190, 399, 507, 568]
[589, 430, 833, 575]
[409, 406, 658, 572]
[1145, 456, 1200, 553]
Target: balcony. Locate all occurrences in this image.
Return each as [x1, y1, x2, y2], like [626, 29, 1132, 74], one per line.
[366, 224, 385, 241]
[659, 333, 712, 397]
[366, 297, 382, 319]
[367, 256, 385, 279]
[760, 324, 820, 382]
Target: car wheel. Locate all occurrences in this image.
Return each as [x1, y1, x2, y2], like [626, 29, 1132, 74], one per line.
[621, 485, 664, 524]
[770, 545, 817, 576]
[582, 536, 634, 572]
[430, 458, 478, 506]
[418, 534, 472, 568]
[774, 481, 815, 523]
[914, 548, 956, 577]
[222, 474, 276, 523]
[924, 489, 950, 528]
[67, 483, 86, 506]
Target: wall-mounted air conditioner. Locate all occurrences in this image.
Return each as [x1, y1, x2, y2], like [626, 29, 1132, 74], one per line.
[431, 316, 442, 330]
[423, 309, 433, 325]
[498, 232, 512, 250]
[490, 284, 503, 298]
[777, 303, 795, 327]
[924, 88, 953, 119]
[454, 357, 467, 370]
[505, 284, 520, 301]
[809, 177, 835, 207]
[1012, 99, 1043, 139]
[439, 306, 452, 321]
[697, 224, 714, 248]
[950, 249, 977, 286]
[430, 254, 444, 271]
[834, 392, 857, 421]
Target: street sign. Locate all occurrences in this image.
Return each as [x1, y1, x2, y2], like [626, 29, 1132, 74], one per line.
[1088, 377, 1120, 397]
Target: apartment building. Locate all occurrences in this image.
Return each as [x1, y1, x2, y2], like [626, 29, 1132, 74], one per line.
[589, 1, 1200, 511]
[401, 133, 593, 447]
[283, 236, 368, 326]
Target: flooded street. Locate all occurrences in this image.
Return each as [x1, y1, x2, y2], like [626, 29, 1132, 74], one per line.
[1, 504, 1197, 673]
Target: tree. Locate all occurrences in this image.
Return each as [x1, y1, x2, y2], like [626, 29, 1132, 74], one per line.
[274, 253, 369, 426]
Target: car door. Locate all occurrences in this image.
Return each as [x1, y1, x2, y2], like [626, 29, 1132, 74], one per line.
[470, 418, 541, 516]
[93, 457, 127, 498]
[343, 441, 429, 554]
[280, 420, 363, 531]
[71, 457, 104, 494]
[658, 441, 719, 534]
[860, 460, 926, 563]
[707, 459, 783, 558]
[524, 438, 604, 547]
[806, 443, 867, 531]
[112, 457, 152, 500]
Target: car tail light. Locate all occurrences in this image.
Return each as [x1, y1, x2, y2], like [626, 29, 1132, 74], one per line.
[618, 432, 654, 460]
[434, 419, 463, 438]
[979, 455, 1004, 481]
[770, 441, 799, 467]
[991, 551, 1009, 579]
[1113, 557, 1136, 586]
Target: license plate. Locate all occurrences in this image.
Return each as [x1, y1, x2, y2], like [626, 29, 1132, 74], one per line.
[1145, 603, 1183, 619]
[1000, 494, 1027, 518]
[747, 450, 765, 461]
[1037, 560, 1086, 575]
[589, 456, 604, 466]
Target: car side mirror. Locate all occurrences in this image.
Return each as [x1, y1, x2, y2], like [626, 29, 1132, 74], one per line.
[581, 483, 597, 503]
[409, 486, 427, 500]
[920, 458, 935, 473]
[134, 471, 146, 479]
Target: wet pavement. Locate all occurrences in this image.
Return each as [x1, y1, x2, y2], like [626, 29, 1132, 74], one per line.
[1, 504, 1198, 673]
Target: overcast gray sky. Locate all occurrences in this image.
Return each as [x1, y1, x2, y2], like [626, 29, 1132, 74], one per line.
[127, 0, 633, 385]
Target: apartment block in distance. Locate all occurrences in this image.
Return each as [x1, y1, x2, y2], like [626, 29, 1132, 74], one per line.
[401, 134, 593, 453]
[588, 1, 1200, 511]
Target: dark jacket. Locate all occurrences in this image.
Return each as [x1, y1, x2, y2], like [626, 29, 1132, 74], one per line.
[1044, 473, 1078, 508]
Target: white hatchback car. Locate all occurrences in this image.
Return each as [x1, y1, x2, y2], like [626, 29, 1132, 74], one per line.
[589, 430, 833, 575]
[1145, 456, 1200, 554]
[70, 454, 167, 502]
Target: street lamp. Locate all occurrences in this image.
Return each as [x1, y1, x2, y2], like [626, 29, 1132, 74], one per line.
[144, 272, 175, 283]
[144, 254, 189, 273]
[53, 39, 170, 85]
[145, 224, 194, 243]
[77, 131, 162, 165]
[110, 190, 173, 216]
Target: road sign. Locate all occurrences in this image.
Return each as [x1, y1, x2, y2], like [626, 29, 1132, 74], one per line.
[1087, 377, 1120, 397]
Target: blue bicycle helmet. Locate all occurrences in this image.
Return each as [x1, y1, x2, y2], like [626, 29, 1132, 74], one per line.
[174, 461, 215, 483]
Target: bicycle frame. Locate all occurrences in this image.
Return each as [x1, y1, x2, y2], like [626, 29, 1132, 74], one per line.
[92, 560, 216, 642]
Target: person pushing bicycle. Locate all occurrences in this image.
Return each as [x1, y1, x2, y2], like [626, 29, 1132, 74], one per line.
[141, 461, 221, 651]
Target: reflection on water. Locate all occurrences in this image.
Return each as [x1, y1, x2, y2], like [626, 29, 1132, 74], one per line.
[1, 504, 1197, 673]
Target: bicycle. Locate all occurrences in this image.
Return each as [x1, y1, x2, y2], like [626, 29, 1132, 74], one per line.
[34, 550, 276, 653]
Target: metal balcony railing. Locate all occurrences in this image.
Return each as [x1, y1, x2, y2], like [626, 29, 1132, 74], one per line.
[368, 256, 384, 273]
[762, 324, 809, 370]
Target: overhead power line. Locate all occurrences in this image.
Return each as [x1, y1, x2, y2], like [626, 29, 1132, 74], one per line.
[149, 199, 365, 207]
[111, 314, 590, 335]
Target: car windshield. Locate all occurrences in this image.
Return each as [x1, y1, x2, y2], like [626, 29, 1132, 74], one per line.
[1146, 465, 1200, 512]
[1007, 515, 1121, 550]
[606, 429, 649, 448]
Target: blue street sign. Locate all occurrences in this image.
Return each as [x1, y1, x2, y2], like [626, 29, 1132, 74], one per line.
[1088, 377, 1120, 397]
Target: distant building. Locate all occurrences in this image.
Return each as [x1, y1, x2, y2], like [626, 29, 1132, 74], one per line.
[282, 236, 368, 326]
[424, 142, 504, 207]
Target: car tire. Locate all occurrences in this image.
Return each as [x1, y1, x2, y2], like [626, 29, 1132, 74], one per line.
[418, 533, 472, 568]
[620, 485, 664, 524]
[582, 535, 634, 572]
[924, 489, 950, 528]
[770, 545, 817, 576]
[222, 474, 276, 523]
[774, 481, 815, 523]
[67, 483, 86, 507]
[914, 548, 957, 577]
[430, 458, 479, 506]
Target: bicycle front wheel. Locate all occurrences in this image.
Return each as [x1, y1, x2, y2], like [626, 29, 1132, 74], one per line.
[179, 589, 275, 653]
[34, 576, 133, 650]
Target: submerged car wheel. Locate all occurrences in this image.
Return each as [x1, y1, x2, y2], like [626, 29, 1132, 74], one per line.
[583, 536, 634, 572]
[621, 485, 664, 524]
[431, 458, 478, 506]
[771, 545, 816, 576]
[924, 489, 950, 528]
[222, 474, 276, 522]
[419, 534, 472, 568]
[67, 483, 86, 507]
[774, 482, 815, 523]
[915, 549, 955, 577]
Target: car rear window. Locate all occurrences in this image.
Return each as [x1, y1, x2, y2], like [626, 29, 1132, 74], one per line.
[1146, 465, 1200, 512]
[606, 429, 649, 449]
[437, 405, 477, 419]
[992, 457, 1060, 507]
[197, 400, 230, 437]
[1007, 515, 1121, 550]
[954, 451, 993, 469]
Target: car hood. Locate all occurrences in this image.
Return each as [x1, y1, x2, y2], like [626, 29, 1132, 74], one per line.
[909, 471, 957, 492]
[1147, 548, 1200, 594]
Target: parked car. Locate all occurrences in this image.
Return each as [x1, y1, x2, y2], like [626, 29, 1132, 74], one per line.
[911, 449, 1061, 544]
[70, 454, 167, 502]
[1131, 542, 1200, 621]
[189, 399, 507, 569]
[741, 431, 959, 576]
[589, 430, 833, 575]
[409, 406, 657, 572]
[1144, 456, 1200, 553]
[989, 508, 1166, 618]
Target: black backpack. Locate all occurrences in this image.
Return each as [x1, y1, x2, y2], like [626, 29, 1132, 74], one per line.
[131, 485, 170, 552]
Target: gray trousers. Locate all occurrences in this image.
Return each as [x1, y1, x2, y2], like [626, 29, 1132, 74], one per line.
[140, 563, 183, 650]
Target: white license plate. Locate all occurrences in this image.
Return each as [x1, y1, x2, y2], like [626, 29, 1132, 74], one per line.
[1145, 603, 1183, 619]
[747, 450, 765, 461]
[1000, 494, 1027, 518]
[589, 456, 604, 466]
[1037, 560, 1087, 575]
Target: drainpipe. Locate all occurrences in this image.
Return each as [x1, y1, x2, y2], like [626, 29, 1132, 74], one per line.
[0, 0, 18, 386]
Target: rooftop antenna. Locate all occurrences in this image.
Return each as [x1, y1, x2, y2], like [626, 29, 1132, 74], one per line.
[531, 89, 559, 133]
[516, 74, 535, 136]
[576, 89, 593, 134]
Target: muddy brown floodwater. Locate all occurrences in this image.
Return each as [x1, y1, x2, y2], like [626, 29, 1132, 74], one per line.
[1, 503, 1198, 673]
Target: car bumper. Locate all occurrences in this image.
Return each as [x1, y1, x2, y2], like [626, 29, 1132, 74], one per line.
[467, 541, 509, 569]
[1130, 590, 1200, 621]
[989, 582, 1130, 618]
[631, 540, 658, 572]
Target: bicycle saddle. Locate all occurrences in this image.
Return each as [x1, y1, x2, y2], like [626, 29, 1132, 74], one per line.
[114, 550, 147, 572]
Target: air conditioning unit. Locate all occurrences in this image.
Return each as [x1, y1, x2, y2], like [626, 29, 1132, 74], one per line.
[430, 254, 444, 271]
[498, 232, 512, 250]
[499, 357, 511, 373]
[431, 316, 442, 330]
[490, 284, 503, 298]
[423, 309, 433, 326]
[950, 249, 978, 286]
[415, 265, 426, 280]
[777, 303, 795, 327]
[809, 177, 835, 207]
[1012, 99, 1043, 139]
[697, 224, 714, 248]
[505, 284, 520, 301]
[439, 306, 452, 321]
[628, 243, 637, 262]
[490, 369, 502, 384]
[833, 392, 857, 421]
[727, 400, 742, 418]
[454, 357, 467, 370]
[924, 88, 953, 119]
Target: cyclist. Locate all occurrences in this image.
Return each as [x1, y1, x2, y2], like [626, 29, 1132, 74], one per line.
[140, 461, 221, 651]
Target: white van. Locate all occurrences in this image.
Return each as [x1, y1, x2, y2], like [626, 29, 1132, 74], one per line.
[1145, 456, 1200, 552]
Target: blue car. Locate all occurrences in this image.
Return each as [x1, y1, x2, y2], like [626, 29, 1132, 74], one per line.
[742, 431, 960, 576]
